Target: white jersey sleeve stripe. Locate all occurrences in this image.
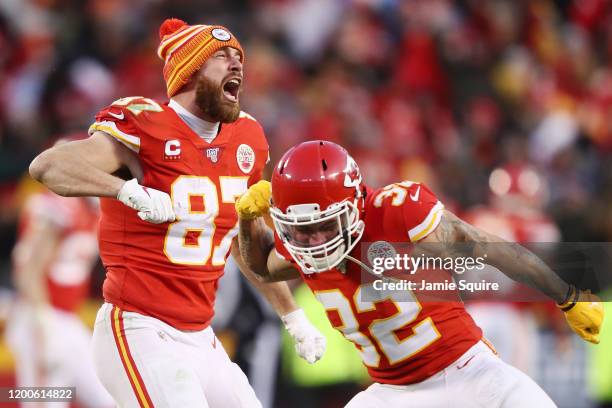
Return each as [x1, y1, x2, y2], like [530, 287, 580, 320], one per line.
[408, 201, 445, 242]
[88, 121, 140, 152]
[239, 111, 257, 121]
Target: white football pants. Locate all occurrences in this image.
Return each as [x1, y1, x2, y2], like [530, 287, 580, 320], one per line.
[467, 302, 538, 376]
[5, 302, 114, 408]
[345, 340, 556, 408]
[91, 303, 261, 408]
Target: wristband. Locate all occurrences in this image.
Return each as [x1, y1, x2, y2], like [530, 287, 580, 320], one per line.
[281, 308, 306, 327]
[557, 284, 579, 311]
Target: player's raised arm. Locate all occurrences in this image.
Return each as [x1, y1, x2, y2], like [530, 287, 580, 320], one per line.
[419, 209, 604, 344]
[234, 181, 324, 364]
[30, 131, 174, 224]
[235, 180, 300, 282]
[30, 132, 133, 197]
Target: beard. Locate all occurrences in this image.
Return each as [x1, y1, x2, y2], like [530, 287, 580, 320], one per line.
[194, 75, 241, 123]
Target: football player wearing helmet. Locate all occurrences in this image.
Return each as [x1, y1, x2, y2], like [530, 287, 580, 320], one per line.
[236, 140, 604, 407]
[29, 18, 324, 407]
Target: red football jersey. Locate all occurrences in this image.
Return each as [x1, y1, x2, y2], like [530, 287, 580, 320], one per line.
[17, 192, 99, 312]
[89, 96, 268, 330]
[276, 181, 483, 384]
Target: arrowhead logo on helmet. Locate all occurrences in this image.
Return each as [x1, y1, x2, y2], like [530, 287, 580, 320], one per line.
[343, 156, 362, 188]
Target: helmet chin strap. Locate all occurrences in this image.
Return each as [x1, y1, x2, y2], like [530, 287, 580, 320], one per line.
[344, 254, 376, 276]
[344, 254, 402, 284]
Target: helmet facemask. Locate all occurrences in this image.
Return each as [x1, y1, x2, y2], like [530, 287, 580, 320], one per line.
[271, 199, 365, 274]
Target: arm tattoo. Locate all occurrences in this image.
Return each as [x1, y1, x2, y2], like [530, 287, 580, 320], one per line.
[238, 218, 274, 276]
[426, 212, 480, 258]
[437, 211, 568, 302]
[238, 218, 296, 282]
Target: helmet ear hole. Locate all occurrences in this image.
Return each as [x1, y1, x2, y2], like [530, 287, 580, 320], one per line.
[322, 160, 328, 171]
[357, 186, 367, 200]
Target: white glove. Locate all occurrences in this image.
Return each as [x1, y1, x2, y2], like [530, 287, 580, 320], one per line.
[282, 308, 326, 364]
[117, 178, 176, 224]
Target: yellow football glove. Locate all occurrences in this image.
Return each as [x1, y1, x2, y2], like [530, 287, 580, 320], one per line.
[558, 285, 604, 344]
[235, 180, 271, 220]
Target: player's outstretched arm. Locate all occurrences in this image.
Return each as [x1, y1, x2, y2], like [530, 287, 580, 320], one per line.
[234, 181, 325, 363]
[231, 239, 299, 313]
[419, 210, 604, 344]
[30, 132, 175, 224]
[232, 237, 325, 364]
[29, 132, 137, 197]
[420, 210, 570, 301]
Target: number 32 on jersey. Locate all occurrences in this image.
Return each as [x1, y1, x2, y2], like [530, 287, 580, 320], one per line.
[315, 287, 441, 367]
[163, 176, 248, 266]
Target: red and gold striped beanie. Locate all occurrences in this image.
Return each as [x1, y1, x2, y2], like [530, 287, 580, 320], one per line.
[157, 18, 244, 97]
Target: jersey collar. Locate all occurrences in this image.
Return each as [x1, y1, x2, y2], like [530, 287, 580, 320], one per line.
[168, 99, 219, 143]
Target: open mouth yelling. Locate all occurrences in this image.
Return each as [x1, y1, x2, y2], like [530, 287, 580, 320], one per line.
[222, 78, 241, 103]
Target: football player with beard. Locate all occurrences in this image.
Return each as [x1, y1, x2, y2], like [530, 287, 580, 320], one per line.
[29, 18, 324, 407]
[236, 141, 604, 407]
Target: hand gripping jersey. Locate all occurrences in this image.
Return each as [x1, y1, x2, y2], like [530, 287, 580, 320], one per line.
[276, 181, 483, 384]
[89, 96, 268, 330]
[17, 192, 99, 312]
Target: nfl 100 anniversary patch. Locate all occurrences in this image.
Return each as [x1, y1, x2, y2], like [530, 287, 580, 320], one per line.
[205, 147, 222, 164]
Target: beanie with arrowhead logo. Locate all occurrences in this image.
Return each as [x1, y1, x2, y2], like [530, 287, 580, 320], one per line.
[157, 18, 244, 97]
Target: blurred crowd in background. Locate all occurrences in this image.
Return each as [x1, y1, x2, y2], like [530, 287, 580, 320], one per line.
[0, 0, 611, 407]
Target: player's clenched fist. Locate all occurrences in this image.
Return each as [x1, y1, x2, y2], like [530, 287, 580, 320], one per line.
[235, 180, 271, 220]
[282, 309, 326, 364]
[117, 178, 176, 224]
[558, 285, 604, 344]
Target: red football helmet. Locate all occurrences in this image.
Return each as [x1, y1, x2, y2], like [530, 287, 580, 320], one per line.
[271, 141, 366, 273]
